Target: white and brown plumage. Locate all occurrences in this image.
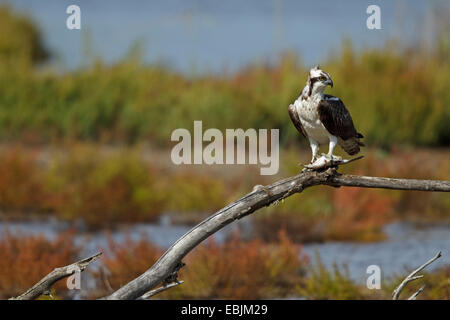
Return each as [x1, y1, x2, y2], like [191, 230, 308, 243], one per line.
[288, 66, 364, 164]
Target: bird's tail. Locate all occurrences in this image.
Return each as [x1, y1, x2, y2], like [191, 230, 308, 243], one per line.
[340, 133, 364, 156]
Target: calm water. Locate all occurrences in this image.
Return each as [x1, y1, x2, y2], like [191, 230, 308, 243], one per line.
[1, 0, 448, 296]
[1, 219, 448, 285]
[1, 0, 441, 73]
[303, 223, 450, 283]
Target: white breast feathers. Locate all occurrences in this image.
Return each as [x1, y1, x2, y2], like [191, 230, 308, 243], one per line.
[294, 94, 329, 144]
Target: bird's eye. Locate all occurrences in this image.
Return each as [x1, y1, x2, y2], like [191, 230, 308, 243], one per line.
[320, 76, 327, 81]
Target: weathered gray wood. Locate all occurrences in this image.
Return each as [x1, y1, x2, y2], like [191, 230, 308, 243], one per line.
[11, 252, 102, 300]
[105, 168, 450, 300]
[392, 251, 442, 300]
[138, 281, 184, 300]
[408, 285, 426, 300]
[329, 175, 450, 192]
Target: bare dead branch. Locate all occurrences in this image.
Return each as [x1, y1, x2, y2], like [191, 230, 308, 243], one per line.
[138, 281, 184, 300]
[329, 175, 450, 192]
[392, 251, 442, 300]
[408, 285, 426, 300]
[104, 166, 449, 300]
[11, 252, 102, 300]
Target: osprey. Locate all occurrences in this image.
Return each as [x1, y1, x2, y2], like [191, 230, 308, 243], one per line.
[288, 66, 364, 164]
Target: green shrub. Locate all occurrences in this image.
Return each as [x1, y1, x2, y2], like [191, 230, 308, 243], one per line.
[44, 145, 165, 228]
[0, 6, 49, 68]
[296, 253, 381, 299]
[0, 11, 449, 147]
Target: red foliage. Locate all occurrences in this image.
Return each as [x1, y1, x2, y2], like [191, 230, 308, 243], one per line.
[0, 230, 79, 299]
[0, 148, 46, 211]
[327, 186, 394, 241]
[89, 233, 163, 298]
[91, 231, 308, 299]
[164, 230, 309, 299]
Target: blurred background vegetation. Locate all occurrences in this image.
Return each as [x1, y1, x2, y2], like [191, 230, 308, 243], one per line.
[0, 3, 449, 300]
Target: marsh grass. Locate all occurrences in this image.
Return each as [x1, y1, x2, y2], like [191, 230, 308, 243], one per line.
[0, 145, 448, 241]
[0, 230, 79, 299]
[90, 230, 308, 299]
[0, 231, 448, 300]
[0, 7, 448, 240]
[0, 5, 449, 147]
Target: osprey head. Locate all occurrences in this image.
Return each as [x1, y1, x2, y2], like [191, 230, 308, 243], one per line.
[307, 65, 333, 92]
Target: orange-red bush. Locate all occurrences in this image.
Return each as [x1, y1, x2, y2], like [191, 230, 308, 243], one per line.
[0, 148, 46, 212]
[168, 231, 309, 299]
[0, 230, 79, 299]
[90, 233, 163, 298]
[92, 231, 308, 299]
[326, 186, 394, 241]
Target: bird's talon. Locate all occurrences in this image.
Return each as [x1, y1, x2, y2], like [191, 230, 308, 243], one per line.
[310, 156, 319, 164]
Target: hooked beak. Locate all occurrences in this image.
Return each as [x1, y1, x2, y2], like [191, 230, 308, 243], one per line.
[327, 79, 333, 88]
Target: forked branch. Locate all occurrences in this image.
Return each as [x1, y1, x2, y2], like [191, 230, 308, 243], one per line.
[392, 251, 442, 300]
[11, 252, 102, 300]
[104, 166, 449, 300]
[12, 159, 449, 300]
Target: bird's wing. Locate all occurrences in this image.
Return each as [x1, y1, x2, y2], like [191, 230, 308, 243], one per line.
[317, 95, 361, 140]
[288, 104, 307, 138]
